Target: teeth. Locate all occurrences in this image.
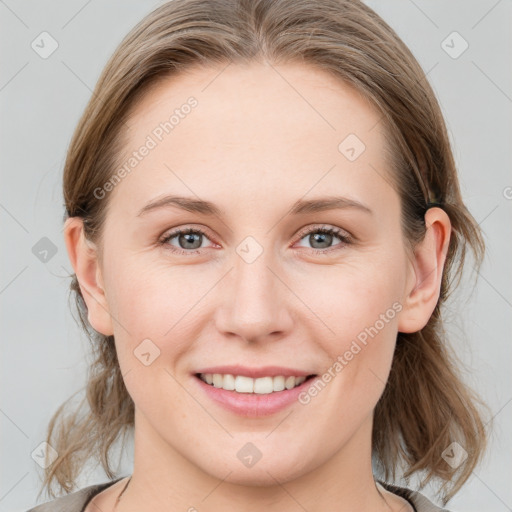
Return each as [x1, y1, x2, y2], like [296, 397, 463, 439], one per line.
[199, 373, 308, 394]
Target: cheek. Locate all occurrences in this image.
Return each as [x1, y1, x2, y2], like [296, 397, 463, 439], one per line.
[295, 253, 405, 403]
[105, 257, 205, 335]
[292, 253, 406, 344]
[104, 258, 215, 391]
[105, 261, 200, 412]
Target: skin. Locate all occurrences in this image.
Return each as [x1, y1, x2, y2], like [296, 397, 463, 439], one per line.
[65, 60, 451, 512]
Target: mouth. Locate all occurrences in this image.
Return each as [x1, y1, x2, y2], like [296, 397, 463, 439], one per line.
[193, 371, 319, 417]
[190, 364, 320, 417]
[194, 372, 318, 395]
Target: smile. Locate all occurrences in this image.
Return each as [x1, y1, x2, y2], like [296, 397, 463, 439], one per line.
[197, 373, 315, 394]
[193, 373, 319, 417]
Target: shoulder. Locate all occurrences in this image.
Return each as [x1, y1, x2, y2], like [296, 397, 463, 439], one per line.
[25, 478, 124, 512]
[378, 480, 453, 512]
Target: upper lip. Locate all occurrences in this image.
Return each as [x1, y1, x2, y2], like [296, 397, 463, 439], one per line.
[194, 365, 316, 379]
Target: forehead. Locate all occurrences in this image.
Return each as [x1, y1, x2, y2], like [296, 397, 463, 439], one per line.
[125, 61, 382, 145]
[109, 61, 395, 218]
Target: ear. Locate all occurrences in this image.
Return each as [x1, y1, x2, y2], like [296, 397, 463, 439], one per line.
[397, 207, 451, 333]
[63, 217, 114, 336]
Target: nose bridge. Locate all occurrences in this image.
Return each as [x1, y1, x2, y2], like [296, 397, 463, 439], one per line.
[216, 234, 292, 341]
[235, 237, 274, 301]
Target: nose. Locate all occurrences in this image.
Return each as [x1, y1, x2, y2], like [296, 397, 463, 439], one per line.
[214, 245, 294, 344]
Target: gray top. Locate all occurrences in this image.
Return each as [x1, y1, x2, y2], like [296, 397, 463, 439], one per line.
[26, 478, 451, 512]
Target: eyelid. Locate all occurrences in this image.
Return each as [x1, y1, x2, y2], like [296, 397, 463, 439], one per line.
[159, 223, 353, 255]
[159, 224, 219, 248]
[294, 223, 353, 244]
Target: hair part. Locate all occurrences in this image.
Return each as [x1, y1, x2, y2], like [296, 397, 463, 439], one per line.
[43, 0, 489, 505]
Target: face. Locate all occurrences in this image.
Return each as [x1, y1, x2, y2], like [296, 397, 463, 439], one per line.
[74, 62, 424, 486]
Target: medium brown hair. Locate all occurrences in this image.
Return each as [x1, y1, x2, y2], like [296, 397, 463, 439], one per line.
[41, 0, 489, 504]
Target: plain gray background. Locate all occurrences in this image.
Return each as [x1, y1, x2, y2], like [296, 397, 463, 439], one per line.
[1, 1, 511, 511]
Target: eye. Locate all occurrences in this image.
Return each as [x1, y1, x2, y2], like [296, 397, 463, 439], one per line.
[159, 226, 216, 255]
[159, 224, 352, 256]
[294, 224, 352, 253]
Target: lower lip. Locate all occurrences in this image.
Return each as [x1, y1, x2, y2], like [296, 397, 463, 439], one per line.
[193, 374, 318, 417]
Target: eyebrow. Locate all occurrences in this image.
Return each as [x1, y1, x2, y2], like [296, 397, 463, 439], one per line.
[136, 194, 373, 218]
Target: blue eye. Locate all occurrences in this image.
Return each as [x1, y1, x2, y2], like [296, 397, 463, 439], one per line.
[159, 224, 351, 256]
[295, 225, 351, 252]
[160, 227, 214, 255]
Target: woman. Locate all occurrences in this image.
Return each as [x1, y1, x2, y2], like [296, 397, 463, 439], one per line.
[27, 0, 489, 511]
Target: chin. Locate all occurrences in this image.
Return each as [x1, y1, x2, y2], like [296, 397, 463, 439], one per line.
[197, 447, 315, 487]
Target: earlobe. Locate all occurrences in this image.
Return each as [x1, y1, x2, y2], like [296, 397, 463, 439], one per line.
[63, 217, 114, 336]
[397, 207, 451, 333]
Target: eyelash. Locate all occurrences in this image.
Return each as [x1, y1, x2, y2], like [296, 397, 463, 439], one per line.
[158, 224, 352, 256]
